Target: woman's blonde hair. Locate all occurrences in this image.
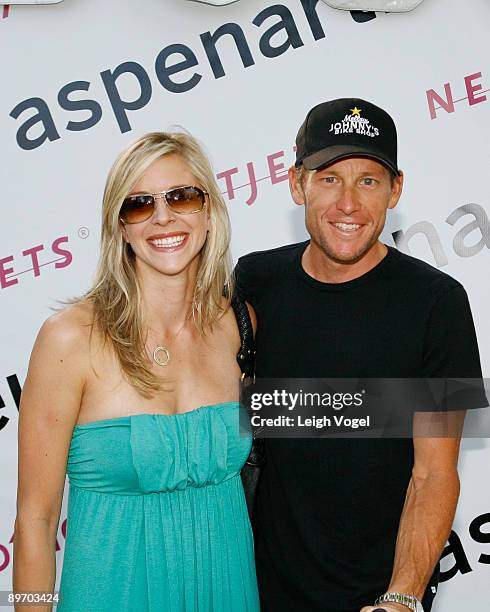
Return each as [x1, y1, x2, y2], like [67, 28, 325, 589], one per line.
[78, 131, 233, 398]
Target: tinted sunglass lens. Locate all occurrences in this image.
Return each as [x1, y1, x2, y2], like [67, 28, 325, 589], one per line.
[167, 187, 205, 213]
[120, 195, 154, 223]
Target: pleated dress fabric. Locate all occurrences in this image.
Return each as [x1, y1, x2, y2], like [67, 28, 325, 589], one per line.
[57, 402, 259, 612]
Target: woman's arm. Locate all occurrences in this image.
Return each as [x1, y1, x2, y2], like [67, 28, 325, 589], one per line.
[13, 310, 88, 612]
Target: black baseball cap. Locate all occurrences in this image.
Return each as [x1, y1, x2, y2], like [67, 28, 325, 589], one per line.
[295, 98, 401, 175]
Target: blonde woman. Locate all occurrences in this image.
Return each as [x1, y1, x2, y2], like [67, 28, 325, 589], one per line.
[13, 132, 259, 611]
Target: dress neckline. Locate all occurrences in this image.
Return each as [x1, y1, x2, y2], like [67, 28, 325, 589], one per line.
[73, 401, 240, 429]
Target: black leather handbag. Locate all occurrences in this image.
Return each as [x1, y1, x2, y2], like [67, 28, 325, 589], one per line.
[231, 294, 266, 525]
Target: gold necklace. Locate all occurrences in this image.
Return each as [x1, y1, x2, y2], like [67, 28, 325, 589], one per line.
[153, 346, 171, 367]
[151, 317, 189, 367]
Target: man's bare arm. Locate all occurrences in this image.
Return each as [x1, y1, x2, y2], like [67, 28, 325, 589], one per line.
[361, 411, 465, 612]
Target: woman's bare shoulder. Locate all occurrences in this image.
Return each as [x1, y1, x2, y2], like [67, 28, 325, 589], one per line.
[36, 302, 95, 354]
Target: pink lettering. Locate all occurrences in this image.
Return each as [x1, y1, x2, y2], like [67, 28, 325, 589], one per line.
[246, 162, 258, 206]
[0, 544, 9, 572]
[426, 83, 455, 120]
[216, 167, 239, 200]
[465, 72, 487, 106]
[0, 256, 18, 289]
[52, 237, 72, 269]
[267, 151, 288, 185]
[22, 244, 44, 277]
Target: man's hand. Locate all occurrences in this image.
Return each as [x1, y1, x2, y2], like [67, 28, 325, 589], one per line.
[361, 604, 411, 612]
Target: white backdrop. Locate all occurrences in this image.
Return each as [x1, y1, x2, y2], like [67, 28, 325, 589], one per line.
[1, 0, 489, 608]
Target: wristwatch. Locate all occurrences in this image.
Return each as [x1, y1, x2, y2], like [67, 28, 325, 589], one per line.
[374, 592, 424, 612]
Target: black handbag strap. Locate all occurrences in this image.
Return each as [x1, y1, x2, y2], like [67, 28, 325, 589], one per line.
[231, 294, 265, 468]
[231, 293, 256, 381]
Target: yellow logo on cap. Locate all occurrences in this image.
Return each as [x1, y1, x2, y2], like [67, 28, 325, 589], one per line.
[350, 107, 362, 116]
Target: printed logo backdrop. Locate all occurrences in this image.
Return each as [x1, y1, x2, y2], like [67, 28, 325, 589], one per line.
[1, 0, 489, 608]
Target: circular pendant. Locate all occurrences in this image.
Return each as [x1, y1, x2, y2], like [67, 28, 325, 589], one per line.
[153, 346, 170, 367]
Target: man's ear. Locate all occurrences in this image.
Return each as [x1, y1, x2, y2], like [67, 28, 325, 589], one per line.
[388, 171, 404, 210]
[289, 165, 306, 206]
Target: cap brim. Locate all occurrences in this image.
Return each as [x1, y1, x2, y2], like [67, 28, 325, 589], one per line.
[301, 144, 401, 176]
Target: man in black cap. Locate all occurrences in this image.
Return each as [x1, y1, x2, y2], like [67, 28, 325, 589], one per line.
[235, 99, 486, 611]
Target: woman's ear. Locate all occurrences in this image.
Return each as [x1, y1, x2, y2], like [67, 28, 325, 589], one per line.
[205, 206, 211, 233]
[120, 219, 130, 243]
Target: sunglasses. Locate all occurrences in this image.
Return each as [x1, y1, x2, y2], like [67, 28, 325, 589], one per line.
[120, 185, 208, 224]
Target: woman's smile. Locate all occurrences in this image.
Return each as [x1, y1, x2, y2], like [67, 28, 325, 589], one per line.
[147, 231, 189, 252]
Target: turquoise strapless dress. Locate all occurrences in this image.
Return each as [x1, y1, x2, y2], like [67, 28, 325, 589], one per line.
[58, 402, 259, 612]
